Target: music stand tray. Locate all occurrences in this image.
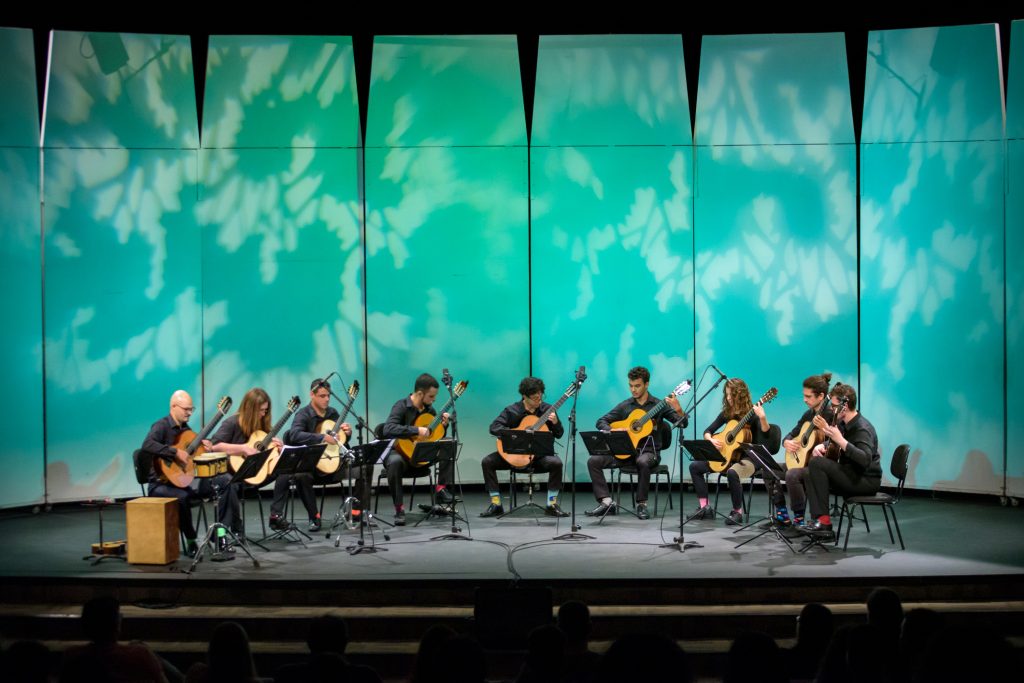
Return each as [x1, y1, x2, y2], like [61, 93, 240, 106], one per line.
[330, 440, 395, 553]
[731, 442, 796, 553]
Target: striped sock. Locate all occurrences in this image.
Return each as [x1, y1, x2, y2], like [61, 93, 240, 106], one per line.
[489, 492, 501, 505]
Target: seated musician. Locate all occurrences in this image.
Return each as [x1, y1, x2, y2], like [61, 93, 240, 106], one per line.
[140, 390, 240, 557]
[379, 373, 455, 526]
[479, 376, 568, 518]
[773, 372, 834, 527]
[276, 378, 353, 532]
[800, 383, 882, 540]
[210, 387, 283, 539]
[689, 378, 771, 525]
[586, 366, 685, 520]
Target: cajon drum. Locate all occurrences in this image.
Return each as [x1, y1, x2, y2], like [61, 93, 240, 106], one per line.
[126, 497, 179, 564]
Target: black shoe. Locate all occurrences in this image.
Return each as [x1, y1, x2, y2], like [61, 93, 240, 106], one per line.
[801, 520, 835, 540]
[436, 488, 455, 505]
[725, 510, 744, 526]
[636, 503, 651, 520]
[545, 503, 569, 518]
[690, 505, 712, 521]
[479, 503, 504, 517]
[394, 511, 406, 526]
[184, 540, 199, 558]
[585, 502, 616, 517]
[308, 518, 322, 532]
[269, 515, 288, 531]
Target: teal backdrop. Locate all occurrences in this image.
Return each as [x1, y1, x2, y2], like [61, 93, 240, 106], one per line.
[0, 27, 1017, 506]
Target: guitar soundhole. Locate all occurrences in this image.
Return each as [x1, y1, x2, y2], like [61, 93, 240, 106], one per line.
[630, 421, 641, 432]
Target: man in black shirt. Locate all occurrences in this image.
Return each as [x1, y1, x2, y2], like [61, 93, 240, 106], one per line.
[140, 390, 240, 556]
[774, 372, 835, 526]
[273, 378, 353, 532]
[801, 383, 882, 540]
[479, 377, 568, 518]
[586, 366, 685, 520]
[379, 373, 454, 526]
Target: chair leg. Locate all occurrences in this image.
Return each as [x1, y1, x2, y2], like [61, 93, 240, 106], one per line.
[256, 492, 266, 538]
[842, 503, 857, 551]
[880, 504, 896, 544]
[888, 505, 906, 550]
[835, 501, 847, 545]
[653, 473, 659, 516]
[409, 476, 418, 510]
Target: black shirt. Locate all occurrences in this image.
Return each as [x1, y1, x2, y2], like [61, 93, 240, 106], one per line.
[211, 414, 250, 446]
[785, 404, 836, 440]
[489, 401, 565, 439]
[285, 404, 341, 446]
[141, 415, 187, 483]
[835, 413, 882, 478]
[380, 397, 437, 439]
[596, 396, 684, 451]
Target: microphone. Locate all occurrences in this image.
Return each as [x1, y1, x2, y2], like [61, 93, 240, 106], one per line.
[442, 368, 452, 388]
[711, 365, 727, 380]
[316, 372, 336, 390]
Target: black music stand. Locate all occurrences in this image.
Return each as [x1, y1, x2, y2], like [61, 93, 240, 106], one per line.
[732, 443, 796, 553]
[185, 450, 270, 572]
[261, 444, 326, 546]
[496, 430, 556, 519]
[579, 431, 641, 523]
[408, 440, 469, 540]
[333, 440, 394, 554]
[680, 440, 729, 524]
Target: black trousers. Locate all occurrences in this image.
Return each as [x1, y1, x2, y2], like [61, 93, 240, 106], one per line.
[270, 473, 318, 520]
[804, 457, 881, 518]
[149, 473, 240, 540]
[383, 451, 453, 508]
[689, 460, 745, 510]
[480, 451, 563, 494]
[770, 464, 810, 514]
[588, 450, 659, 502]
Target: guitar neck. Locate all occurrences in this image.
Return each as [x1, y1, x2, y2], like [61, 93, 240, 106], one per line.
[259, 410, 293, 449]
[727, 407, 757, 441]
[638, 398, 669, 429]
[527, 390, 574, 433]
[187, 412, 225, 454]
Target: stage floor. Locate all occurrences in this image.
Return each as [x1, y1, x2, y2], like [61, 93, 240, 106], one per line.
[1, 489, 1022, 585]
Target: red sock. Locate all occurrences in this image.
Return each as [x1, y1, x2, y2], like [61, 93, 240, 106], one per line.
[395, 504, 405, 513]
[435, 485, 445, 492]
[819, 515, 831, 525]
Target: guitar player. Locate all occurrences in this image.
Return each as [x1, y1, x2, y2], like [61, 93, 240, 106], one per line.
[478, 376, 568, 518]
[773, 372, 835, 527]
[586, 366, 685, 520]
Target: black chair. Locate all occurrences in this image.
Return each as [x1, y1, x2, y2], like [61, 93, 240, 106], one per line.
[131, 449, 208, 548]
[612, 422, 674, 515]
[834, 444, 909, 551]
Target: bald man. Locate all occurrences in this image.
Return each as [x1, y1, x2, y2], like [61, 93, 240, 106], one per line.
[140, 390, 241, 557]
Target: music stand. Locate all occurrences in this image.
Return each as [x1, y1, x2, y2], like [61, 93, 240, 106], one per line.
[732, 443, 796, 553]
[680, 440, 729, 524]
[496, 430, 556, 519]
[185, 450, 271, 572]
[408, 440, 469, 540]
[333, 440, 395, 554]
[579, 431, 642, 522]
[261, 444, 326, 546]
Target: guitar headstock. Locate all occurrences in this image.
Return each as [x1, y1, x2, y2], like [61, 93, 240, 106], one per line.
[217, 396, 233, 415]
[348, 380, 360, 399]
[453, 380, 469, 397]
[671, 380, 692, 396]
[287, 396, 301, 412]
[564, 379, 580, 398]
[758, 387, 779, 406]
[575, 365, 587, 383]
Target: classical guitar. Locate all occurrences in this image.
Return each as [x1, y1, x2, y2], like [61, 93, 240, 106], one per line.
[821, 397, 849, 461]
[608, 380, 692, 460]
[395, 380, 468, 464]
[497, 375, 582, 469]
[785, 399, 832, 470]
[316, 380, 359, 475]
[228, 396, 301, 486]
[157, 396, 232, 488]
[708, 387, 778, 473]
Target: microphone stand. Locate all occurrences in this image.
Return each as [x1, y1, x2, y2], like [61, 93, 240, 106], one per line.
[660, 371, 726, 553]
[554, 367, 593, 541]
[431, 373, 471, 541]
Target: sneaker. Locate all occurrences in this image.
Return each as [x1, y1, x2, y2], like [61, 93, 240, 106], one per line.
[545, 503, 569, 518]
[774, 510, 792, 526]
[436, 488, 455, 505]
[394, 510, 406, 526]
[792, 515, 806, 528]
[725, 510, 744, 526]
[636, 503, 651, 520]
[690, 505, 711, 521]
[308, 518, 322, 532]
[269, 515, 288, 531]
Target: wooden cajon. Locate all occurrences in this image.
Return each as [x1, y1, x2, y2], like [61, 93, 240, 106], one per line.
[126, 497, 179, 564]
